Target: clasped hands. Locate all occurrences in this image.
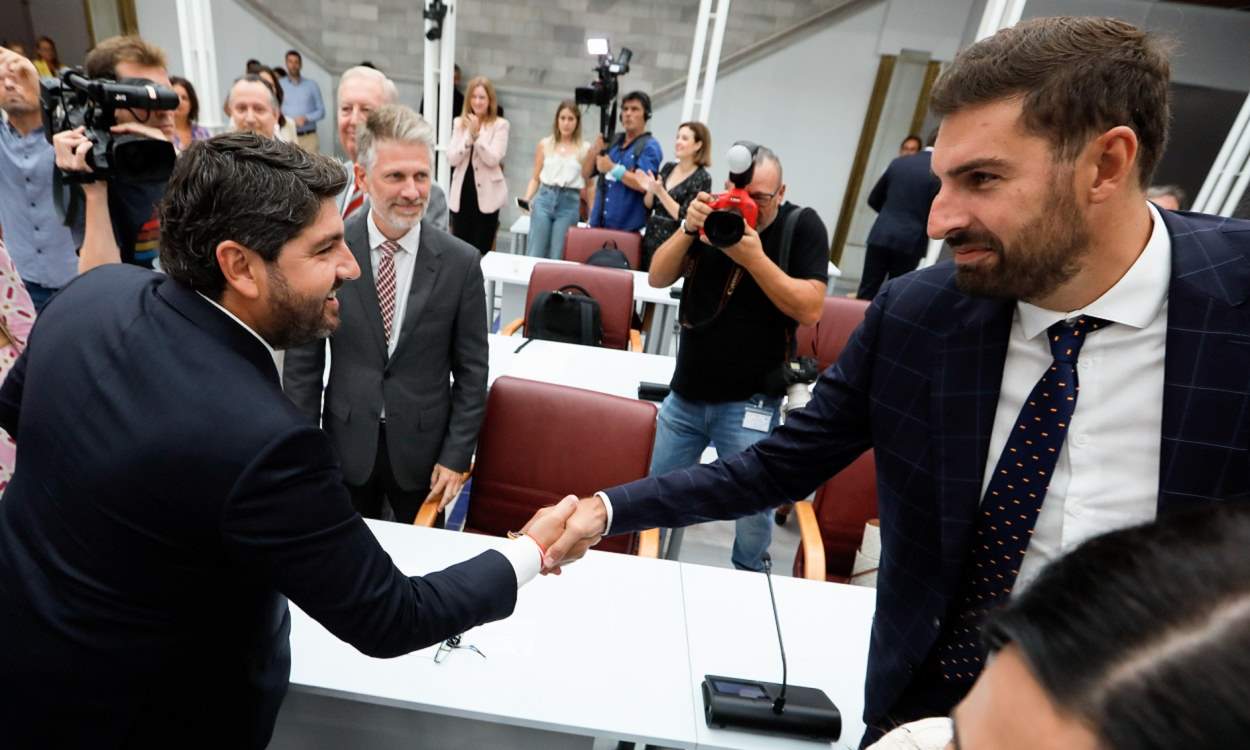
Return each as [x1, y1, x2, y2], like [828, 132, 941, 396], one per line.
[517, 494, 610, 575]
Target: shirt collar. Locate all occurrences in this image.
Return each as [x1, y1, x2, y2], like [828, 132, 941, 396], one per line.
[367, 209, 421, 255]
[1017, 201, 1171, 339]
[196, 292, 283, 376]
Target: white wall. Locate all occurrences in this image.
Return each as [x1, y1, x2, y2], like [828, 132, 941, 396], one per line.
[650, 0, 891, 250]
[136, 0, 337, 147]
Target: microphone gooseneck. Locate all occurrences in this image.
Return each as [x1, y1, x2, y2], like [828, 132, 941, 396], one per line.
[761, 552, 788, 715]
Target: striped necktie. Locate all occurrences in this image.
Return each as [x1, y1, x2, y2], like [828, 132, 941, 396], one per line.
[933, 315, 1110, 685]
[376, 240, 399, 342]
[343, 184, 365, 219]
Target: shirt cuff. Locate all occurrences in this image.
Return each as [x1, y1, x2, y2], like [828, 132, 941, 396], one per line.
[499, 536, 543, 589]
[594, 491, 615, 536]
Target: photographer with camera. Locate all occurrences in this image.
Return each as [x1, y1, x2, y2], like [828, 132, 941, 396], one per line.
[645, 144, 828, 570]
[50, 36, 176, 274]
[581, 91, 662, 232]
[0, 46, 77, 312]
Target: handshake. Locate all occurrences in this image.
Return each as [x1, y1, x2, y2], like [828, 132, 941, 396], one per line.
[519, 494, 612, 574]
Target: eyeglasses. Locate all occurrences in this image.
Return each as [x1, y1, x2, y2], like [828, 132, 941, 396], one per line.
[748, 191, 779, 205]
[433, 634, 486, 664]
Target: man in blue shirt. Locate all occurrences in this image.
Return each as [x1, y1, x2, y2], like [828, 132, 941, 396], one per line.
[583, 91, 662, 232]
[0, 47, 78, 312]
[280, 49, 325, 154]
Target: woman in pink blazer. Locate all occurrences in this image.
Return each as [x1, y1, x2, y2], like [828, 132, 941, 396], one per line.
[448, 76, 510, 254]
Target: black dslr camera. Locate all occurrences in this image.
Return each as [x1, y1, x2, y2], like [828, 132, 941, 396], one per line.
[575, 43, 633, 140]
[41, 69, 179, 184]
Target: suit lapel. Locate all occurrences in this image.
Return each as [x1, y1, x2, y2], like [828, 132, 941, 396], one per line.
[391, 222, 445, 360]
[931, 293, 1013, 565]
[342, 211, 389, 358]
[1157, 211, 1250, 512]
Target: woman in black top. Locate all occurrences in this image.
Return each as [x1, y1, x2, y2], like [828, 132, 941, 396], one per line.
[639, 121, 712, 270]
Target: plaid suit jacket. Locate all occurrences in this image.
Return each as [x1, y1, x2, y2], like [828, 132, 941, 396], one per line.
[607, 209, 1250, 732]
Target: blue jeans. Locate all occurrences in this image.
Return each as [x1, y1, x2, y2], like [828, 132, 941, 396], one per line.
[650, 390, 782, 571]
[526, 184, 581, 260]
[23, 281, 59, 314]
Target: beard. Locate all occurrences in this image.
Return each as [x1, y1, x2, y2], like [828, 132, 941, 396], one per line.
[377, 198, 426, 231]
[951, 173, 1091, 302]
[260, 264, 340, 350]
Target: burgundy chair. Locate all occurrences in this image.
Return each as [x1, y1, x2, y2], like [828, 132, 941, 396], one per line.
[792, 450, 879, 583]
[794, 296, 871, 370]
[500, 262, 641, 351]
[562, 227, 643, 270]
[415, 376, 660, 557]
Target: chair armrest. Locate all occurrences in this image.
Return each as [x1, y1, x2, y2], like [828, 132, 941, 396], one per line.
[500, 318, 525, 337]
[793, 500, 826, 581]
[413, 496, 441, 528]
[636, 528, 661, 558]
[629, 329, 643, 352]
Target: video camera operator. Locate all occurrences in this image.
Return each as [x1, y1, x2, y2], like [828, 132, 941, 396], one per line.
[646, 144, 828, 570]
[50, 36, 176, 273]
[580, 90, 662, 232]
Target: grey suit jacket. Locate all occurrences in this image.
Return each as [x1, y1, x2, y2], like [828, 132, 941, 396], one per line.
[336, 159, 450, 232]
[283, 211, 488, 489]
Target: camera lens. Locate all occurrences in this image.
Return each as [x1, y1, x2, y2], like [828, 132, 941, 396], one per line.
[703, 210, 745, 248]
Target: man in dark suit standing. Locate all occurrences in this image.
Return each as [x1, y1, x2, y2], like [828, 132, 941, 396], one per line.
[856, 141, 940, 300]
[538, 17, 1250, 746]
[284, 104, 487, 523]
[0, 133, 570, 749]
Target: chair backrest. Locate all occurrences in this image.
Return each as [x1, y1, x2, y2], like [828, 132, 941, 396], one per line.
[795, 297, 871, 371]
[792, 450, 878, 582]
[523, 263, 634, 350]
[467, 376, 658, 555]
[563, 227, 643, 270]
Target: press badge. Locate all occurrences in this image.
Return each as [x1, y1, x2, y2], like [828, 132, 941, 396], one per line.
[743, 405, 773, 432]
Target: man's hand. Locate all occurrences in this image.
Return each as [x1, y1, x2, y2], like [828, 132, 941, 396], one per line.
[0, 47, 39, 95]
[595, 152, 615, 175]
[720, 222, 767, 270]
[523, 494, 609, 573]
[683, 191, 714, 233]
[521, 496, 580, 569]
[426, 464, 467, 511]
[591, 133, 605, 154]
[294, 115, 307, 128]
[53, 126, 95, 175]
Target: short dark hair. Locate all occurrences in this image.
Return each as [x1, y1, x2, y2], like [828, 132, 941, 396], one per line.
[621, 90, 651, 119]
[245, 58, 261, 73]
[984, 504, 1250, 748]
[286, 49, 301, 61]
[160, 133, 348, 298]
[900, 134, 922, 150]
[169, 75, 200, 124]
[84, 35, 166, 80]
[930, 16, 1172, 187]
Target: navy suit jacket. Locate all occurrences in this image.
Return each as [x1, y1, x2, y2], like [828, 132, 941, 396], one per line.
[865, 151, 940, 256]
[606, 210, 1250, 735]
[0, 266, 517, 749]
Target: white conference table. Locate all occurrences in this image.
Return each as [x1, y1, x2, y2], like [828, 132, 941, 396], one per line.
[273, 521, 876, 750]
[480, 252, 682, 355]
[487, 333, 676, 401]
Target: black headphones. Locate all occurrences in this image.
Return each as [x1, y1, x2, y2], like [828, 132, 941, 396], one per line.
[622, 90, 652, 120]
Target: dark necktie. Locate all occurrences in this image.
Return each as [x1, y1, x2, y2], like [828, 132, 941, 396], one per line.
[934, 315, 1110, 685]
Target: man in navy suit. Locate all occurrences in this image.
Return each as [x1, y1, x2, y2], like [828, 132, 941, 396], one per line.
[538, 17, 1250, 746]
[0, 133, 571, 749]
[857, 142, 941, 300]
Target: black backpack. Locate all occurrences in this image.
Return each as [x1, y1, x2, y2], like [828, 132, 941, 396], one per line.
[526, 284, 604, 347]
[586, 240, 631, 269]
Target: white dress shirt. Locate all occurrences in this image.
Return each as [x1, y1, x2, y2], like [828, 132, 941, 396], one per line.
[367, 211, 421, 357]
[198, 291, 543, 587]
[983, 201, 1170, 593]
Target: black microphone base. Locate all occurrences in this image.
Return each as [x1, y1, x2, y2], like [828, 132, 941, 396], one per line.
[702, 674, 841, 741]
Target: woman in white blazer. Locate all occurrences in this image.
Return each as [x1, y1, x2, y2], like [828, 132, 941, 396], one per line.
[448, 76, 510, 254]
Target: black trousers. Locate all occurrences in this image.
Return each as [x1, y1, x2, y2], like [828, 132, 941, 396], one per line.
[857, 243, 923, 301]
[452, 160, 500, 254]
[347, 423, 432, 525]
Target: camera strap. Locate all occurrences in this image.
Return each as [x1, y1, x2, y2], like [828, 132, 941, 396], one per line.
[680, 204, 806, 335]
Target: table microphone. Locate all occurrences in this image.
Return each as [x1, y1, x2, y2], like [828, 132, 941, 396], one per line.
[700, 551, 841, 741]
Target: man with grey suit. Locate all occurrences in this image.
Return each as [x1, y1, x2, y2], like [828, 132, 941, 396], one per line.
[284, 104, 486, 523]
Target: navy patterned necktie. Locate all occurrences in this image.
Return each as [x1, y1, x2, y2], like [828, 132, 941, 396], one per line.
[934, 315, 1111, 685]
